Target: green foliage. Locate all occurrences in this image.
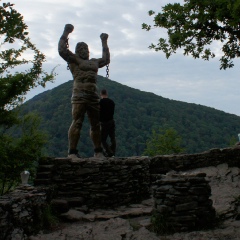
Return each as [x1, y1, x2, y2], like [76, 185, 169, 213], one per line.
[39, 204, 59, 230]
[142, 0, 240, 69]
[150, 212, 174, 234]
[0, 2, 54, 195]
[20, 77, 240, 158]
[0, 1, 55, 126]
[143, 127, 185, 156]
[229, 135, 238, 147]
[0, 113, 48, 195]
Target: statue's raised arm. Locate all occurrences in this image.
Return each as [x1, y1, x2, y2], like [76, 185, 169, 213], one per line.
[58, 24, 76, 62]
[98, 33, 110, 68]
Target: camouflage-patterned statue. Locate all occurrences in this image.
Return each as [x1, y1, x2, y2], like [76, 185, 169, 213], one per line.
[58, 24, 110, 158]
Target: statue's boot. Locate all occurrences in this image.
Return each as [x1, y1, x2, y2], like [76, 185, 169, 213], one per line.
[93, 151, 105, 159]
[68, 153, 81, 158]
[93, 147, 105, 159]
[68, 149, 81, 158]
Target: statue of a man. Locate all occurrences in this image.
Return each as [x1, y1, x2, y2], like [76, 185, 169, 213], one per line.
[58, 24, 110, 158]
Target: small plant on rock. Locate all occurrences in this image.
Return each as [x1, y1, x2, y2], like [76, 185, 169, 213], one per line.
[150, 212, 174, 235]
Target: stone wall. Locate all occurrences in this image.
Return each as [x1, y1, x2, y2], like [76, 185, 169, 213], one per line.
[150, 147, 240, 176]
[1, 147, 240, 238]
[34, 156, 151, 208]
[152, 173, 216, 232]
[0, 185, 52, 240]
[33, 147, 240, 210]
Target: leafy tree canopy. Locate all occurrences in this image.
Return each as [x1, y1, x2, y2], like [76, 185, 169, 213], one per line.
[0, 1, 54, 127]
[0, 1, 54, 194]
[143, 127, 185, 157]
[0, 113, 47, 195]
[142, 0, 240, 69]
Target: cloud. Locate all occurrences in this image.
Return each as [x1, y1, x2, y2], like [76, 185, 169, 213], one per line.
[10, 0, 240, 116]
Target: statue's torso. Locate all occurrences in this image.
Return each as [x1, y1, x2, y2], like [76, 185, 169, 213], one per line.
[69, 58, 99, 103]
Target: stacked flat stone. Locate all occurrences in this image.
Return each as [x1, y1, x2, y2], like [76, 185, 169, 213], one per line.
[35, 156, 151, 209]
[153, 172, 216, 232]
[150, 147, 240, 174]
[0, 186, 51, 240]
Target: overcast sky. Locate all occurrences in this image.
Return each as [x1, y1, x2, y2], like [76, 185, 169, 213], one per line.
[11, 0, 240, 116]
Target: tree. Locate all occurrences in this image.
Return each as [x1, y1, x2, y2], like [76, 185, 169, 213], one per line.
[0, 1, 54, 194]
[143, 127, 185, 156]
[0, 2, 54, 126]
[0, 113, 48, 195]
[228, 135, 239, 147]
[142, 0, 240, 69]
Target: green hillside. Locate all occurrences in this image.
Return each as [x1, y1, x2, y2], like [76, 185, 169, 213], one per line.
[21, 76, 240, 157]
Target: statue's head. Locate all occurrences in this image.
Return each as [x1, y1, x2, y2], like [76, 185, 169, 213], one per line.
[75, 42, 89, 60]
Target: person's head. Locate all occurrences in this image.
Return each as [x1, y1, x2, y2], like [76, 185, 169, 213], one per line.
[101, 89, 108, 98]
[75, 42, 89, 60]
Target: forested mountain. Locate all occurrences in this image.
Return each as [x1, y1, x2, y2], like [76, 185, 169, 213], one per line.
[21, 76, 240, 157]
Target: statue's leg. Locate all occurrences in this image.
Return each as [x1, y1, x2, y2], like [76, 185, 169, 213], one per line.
[86, 104, 102, 153]
[68, 103, 86, 155]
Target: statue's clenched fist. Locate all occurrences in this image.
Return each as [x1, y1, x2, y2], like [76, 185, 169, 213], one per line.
[64, 24, 74, 34]
[100, 33, 108, 41]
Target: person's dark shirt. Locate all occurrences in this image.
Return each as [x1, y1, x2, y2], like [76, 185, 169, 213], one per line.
[100, 98, 115, 122]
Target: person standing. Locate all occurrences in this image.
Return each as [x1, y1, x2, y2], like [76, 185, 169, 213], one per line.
[100, 89, 116, 157]
[58, 24, 110, 158]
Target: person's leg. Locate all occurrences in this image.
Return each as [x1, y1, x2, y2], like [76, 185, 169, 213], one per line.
[101, 122, 112, 156]
[108, 120, 116, 156]
[68, 103, 86, 156]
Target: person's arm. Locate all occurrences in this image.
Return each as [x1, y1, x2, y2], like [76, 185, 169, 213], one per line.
[98, 33, 110, 68]
[58, 24, 76, 63]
